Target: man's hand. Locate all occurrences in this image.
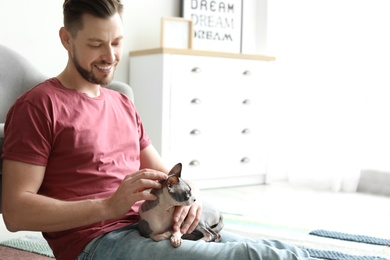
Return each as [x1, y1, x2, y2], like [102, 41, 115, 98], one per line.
[173, 200, 202, 234]
[105, 169, 168, 219]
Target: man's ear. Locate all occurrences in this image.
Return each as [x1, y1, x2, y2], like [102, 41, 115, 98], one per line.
[59, 27, 72, 51]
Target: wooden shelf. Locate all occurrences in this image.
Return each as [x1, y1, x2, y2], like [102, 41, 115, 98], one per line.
[129, 48, 275, 61]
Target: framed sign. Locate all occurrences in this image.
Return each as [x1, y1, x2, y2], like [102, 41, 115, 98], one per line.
[181, 0, 242, 53]
[161, 17, 193, 49]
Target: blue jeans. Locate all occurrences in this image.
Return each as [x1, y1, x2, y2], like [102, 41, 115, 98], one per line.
[77, 224, 314, 260]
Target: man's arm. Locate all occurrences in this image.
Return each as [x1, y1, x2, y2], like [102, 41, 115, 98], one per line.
[139, 145, 170, 173]
[1, 157, 167, 233]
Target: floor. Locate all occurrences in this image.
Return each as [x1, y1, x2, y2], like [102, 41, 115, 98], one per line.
[200, 182, 390, 239]
[1, 182, 389, 242]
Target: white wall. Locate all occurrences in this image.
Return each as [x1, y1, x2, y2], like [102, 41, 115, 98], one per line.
[0, 1, 65, 77]
[265, 0, 390, 188]
[1, 0, 390, 189]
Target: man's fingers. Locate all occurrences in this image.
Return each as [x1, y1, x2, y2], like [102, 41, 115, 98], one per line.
[138, 191, 157, 201]
[125, 169, 167, 183]
[173, 206, 188, 232]
[122, 169, 167, 194]
[181, 206, 201, 234]
[133, 179, 162, 192]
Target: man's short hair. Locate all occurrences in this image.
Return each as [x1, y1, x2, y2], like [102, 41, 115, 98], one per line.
[63, 0, 123, 37]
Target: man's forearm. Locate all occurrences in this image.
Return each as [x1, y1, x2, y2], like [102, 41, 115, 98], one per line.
[3, 192, 111, 232]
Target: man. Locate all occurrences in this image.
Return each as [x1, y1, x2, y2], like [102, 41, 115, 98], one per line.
[1, 0, 312, 259]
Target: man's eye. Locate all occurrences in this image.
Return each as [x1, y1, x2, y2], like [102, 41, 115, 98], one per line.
[112, 41, 121, 47]
[89, 45, 101, 48]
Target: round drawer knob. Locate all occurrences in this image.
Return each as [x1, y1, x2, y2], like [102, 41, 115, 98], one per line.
[191, 98, 202, 105]
[243, 70, 252, 76]
[241, 128, 251, 134]
[191, 67, 202, 73]
[242, 99, 251, 105]
[189, 160, 200, 167]
[241, 157, 250, 164]
[190, 129, 201, 135]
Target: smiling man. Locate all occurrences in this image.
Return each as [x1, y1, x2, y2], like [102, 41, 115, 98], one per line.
[1, 1, 313, 259]
[59, 7, 124, 94]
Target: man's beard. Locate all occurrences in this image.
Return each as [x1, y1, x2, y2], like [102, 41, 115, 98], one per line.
[73, 53, 116, 86]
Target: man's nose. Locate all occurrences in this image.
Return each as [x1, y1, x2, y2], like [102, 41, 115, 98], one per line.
[102, 45, 116, 63]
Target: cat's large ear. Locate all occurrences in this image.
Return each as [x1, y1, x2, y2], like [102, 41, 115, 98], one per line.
[167, 163, 182, 191]
[168, 163, 182, 178]
[167, 175, 179, 191]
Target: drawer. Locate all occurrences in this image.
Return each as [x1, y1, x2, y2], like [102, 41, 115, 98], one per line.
[170, 55, 265, 89]
[172, 57, 269, 88]
[170, 84, 261, 122]
[169, 122, 261, 153]
[167, 148, 265, 181]
[170, 90, 260, 123]
[168, 118, 260, 146]
[170, 55, 240, 77]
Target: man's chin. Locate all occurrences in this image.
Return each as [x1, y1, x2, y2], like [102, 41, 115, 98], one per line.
[100, 75, 114, 86]
[89, 73, 115, 86]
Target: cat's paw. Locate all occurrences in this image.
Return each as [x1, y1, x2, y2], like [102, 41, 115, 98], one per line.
[170, 233, 183, 248]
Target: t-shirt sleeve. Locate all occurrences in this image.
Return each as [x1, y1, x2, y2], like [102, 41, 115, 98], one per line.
[2, 100, 52, 166]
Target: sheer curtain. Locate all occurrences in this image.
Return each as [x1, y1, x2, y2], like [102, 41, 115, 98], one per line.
[263, 0, 390, 192]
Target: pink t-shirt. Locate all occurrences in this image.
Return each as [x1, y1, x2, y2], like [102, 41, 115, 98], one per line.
[2, 78, 151, 260]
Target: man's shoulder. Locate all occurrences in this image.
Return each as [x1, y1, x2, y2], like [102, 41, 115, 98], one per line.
[101, 86, 134, 106]
[101, 86, 125, 98]
[11, 78, 67, 114]
[21, 77, 61, 100]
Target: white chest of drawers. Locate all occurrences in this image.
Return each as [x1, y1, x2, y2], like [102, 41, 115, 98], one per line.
[129, 48, 275, 189]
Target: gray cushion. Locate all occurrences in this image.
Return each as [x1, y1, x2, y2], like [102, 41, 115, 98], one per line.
[0, 45, 46, 123]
